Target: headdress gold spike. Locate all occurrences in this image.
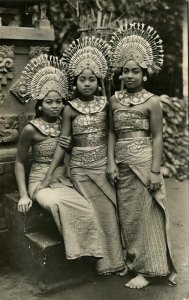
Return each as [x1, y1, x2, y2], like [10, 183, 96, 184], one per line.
[61, 35, 112, 84]
[110, 22, 164, 72]
[10, 54, 69, 103]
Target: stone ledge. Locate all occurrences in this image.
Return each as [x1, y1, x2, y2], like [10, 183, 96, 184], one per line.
[0, 26, 54, 40]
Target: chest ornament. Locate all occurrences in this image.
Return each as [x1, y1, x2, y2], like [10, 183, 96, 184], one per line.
[68, 96, 107, 114]
[115, 89, 154, 106]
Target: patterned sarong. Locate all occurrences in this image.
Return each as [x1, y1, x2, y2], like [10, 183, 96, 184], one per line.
[70, 154, 125, 274]
[115, 137, 177, 278]
[28, 163, 104, 260]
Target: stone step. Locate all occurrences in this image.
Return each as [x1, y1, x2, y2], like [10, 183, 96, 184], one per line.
[7, 227, 95, 289]
[4, 193, 57, 233]
[4, 193, 96, 290]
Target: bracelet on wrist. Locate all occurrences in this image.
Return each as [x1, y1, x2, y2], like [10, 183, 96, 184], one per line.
[151, 170, 160, 175]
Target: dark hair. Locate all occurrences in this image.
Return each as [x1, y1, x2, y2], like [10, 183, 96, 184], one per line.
[34, 98, 66, 118]
[35, 99, 43, 118]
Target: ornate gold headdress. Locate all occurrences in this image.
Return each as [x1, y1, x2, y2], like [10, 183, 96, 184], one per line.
[61, 36, 112, 83]
[11, 54, 69, 103]
[110, 22, 164, 72]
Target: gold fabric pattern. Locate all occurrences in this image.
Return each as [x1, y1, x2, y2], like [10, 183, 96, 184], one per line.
[115, 138, 152, 163]
[72, 112, 107, 148]
[29, 117, 61, 137]
[115, 89, 153, 106]
[114, 109, 149, 133]
[32, 138, 58, 164]
[70, 146, 107, 167]
[69, 96, 107, 114]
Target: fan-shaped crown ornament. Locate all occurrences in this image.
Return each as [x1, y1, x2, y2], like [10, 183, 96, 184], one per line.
[61, 36, 112, 83]
[110, 22, 164, 73]
[11, 54, 69, 103]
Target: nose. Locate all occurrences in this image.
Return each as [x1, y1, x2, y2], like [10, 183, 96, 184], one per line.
[84, 80, 90, 86]
[52, 102, 58, 108]
[127, 71, 133, 79]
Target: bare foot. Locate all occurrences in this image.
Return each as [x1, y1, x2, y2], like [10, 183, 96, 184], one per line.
[117, 265, 128, 276]
[166, 272, 177, 286]
[125, 274, 151, 289]
[99, 272, 112, 276]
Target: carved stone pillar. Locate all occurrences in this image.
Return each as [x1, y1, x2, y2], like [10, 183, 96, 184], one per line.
[0, 0, 54, 264]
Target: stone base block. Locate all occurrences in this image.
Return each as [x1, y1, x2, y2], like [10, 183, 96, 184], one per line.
[4, 193, 96, 290]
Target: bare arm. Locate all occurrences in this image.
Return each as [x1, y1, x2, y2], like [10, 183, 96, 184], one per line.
[148, 96, 163, 191]
[38, 106, 72, 190]
[15, 125, 34, 212]
[107, 97, 119, 183]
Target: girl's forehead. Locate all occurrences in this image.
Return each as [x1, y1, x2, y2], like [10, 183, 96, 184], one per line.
[78, 69, 96, 77]
[43, 91, 61, 100]
[123, 60, 141, 69]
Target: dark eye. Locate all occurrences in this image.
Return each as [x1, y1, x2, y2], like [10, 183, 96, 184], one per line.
[133, 69, 140, 74]
[56, 99, 62, 104]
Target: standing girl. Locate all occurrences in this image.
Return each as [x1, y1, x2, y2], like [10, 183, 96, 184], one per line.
[15, 54, 103, 261]
[39, 37, 125, 275]
[108, 23, 177, 288]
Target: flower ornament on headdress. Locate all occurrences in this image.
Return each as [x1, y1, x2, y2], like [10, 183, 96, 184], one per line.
[61, 36, 112, 83]
[11, 54, 69, 103]
[110, 22, 164, 72]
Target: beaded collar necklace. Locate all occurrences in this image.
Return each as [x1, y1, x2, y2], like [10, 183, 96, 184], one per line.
[68, 96, 107, 114]
[115, 89, 154, 106]
[29, 117, 61, 137]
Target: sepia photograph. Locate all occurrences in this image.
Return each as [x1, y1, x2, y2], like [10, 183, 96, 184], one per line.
[0, 0, 188, 299]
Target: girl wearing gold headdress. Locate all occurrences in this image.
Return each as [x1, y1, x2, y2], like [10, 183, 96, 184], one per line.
[108, 23, 177, 288]
[39, 37, 125, 275]
[15, 54, 104, 261]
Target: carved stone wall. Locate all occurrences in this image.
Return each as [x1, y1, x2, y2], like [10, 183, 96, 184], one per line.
[0, 7, 54, 264]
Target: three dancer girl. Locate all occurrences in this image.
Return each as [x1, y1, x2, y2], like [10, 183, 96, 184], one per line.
[15, 22, 176, 288]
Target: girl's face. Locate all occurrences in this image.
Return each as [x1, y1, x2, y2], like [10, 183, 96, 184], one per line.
[42, 91, 63, 118]
[76, 69, 98, 98]
[122, 60, 143, 92]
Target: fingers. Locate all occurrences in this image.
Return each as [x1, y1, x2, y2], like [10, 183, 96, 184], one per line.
[147, 182, 162, 192]
[107, 172, 119, 183]
[28, 201, 33, 209]
[18, 203, 30, 213]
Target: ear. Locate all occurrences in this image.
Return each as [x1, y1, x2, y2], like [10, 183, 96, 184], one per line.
[143, 76, 147, 82]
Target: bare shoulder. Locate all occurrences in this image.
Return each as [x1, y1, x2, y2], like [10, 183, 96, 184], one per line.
[19, 123, 36, 143]
[21, 124, 36, 136]
[148, 95, 161, 105]
[63, 104, 75, 118]
[148, 95, 162, 111]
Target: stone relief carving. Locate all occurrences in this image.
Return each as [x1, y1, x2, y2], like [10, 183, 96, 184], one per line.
[0, 115, 19, 143]
[29, 46, 50, 59]
[0, 114, 34, 144]
[0, 45, 14, 104]
[11, 46, 50, 103]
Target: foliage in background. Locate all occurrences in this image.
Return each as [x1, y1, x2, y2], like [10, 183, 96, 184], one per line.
[160, 95, 188, 181]
[48, 0, 185, 98]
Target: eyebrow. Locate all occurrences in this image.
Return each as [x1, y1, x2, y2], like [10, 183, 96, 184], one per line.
[79, 75, 96, 78]
[123, 67, 141, 71]
[44, 98, 62, 101]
